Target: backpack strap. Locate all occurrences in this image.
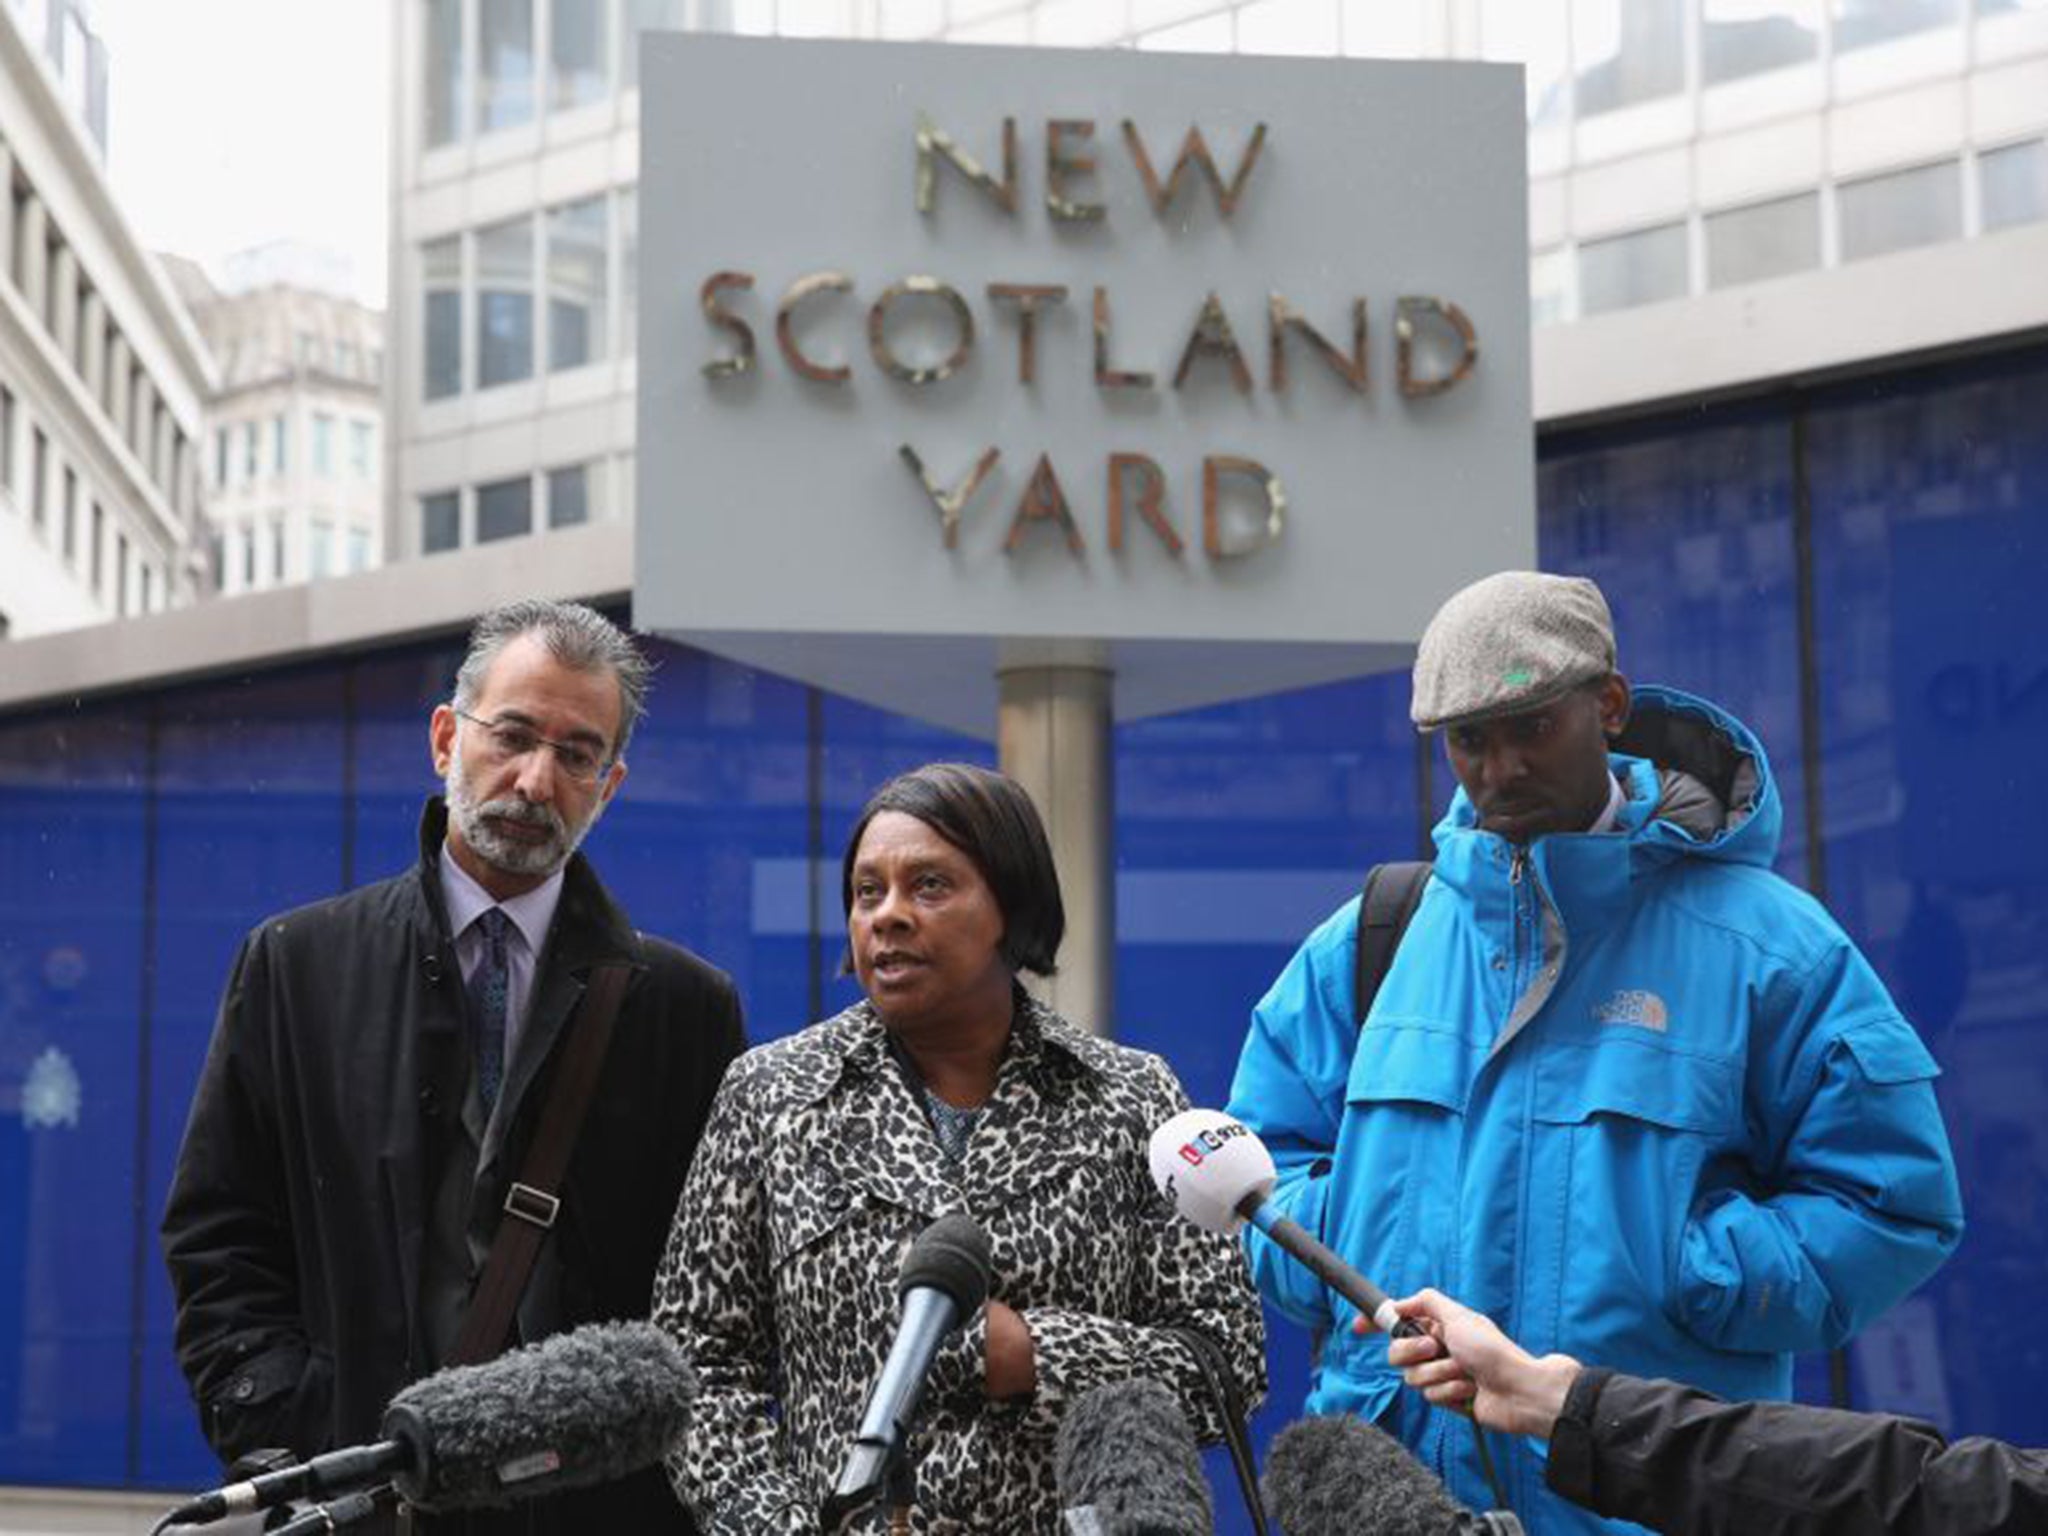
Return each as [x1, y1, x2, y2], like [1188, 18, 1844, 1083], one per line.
[1354, 861, 1431, 1028]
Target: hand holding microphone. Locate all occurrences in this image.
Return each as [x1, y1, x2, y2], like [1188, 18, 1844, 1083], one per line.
[1381, 1289, 1584, 1441]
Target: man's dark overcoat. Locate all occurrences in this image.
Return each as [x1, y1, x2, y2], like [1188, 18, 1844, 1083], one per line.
[162, 799, 744, 1536]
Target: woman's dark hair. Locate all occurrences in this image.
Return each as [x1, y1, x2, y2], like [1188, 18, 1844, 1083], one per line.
[840, 762, 1063, 977]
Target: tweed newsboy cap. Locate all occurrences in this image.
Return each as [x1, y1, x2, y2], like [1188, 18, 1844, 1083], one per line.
[1410, 571, 1617, 730]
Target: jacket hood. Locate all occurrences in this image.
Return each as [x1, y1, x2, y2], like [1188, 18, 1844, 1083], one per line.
[1434, 683, 1781, 873]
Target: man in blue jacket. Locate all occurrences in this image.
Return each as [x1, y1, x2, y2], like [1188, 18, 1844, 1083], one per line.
[1227, 570, 1964, 1535]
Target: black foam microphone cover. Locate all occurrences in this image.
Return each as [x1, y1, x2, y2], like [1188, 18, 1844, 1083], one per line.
[899, 1210, 994, 1311]
[381, 1319, 697, 1510]
[1055, 1377, 1212, 1536]
[1263, 1413, 1484, 1536]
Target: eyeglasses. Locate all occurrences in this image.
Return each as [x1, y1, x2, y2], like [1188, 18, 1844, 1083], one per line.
[453, 709, 613, 785]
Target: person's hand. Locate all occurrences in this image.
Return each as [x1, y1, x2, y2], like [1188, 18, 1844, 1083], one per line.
[983, 1301, 1037, 1400]
[1355, 1287, 1581, 1438]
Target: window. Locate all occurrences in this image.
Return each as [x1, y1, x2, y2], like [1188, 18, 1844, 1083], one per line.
[423, 237, 463, 399]
[1578, 222, 1689, 313]
[1831, 0, 1960, 52]
[619, 189, 639, 358]
[241, 526, 256, 589]
[273, 415, 289, 475]
[1572, 0, 1684, 115]
[547, 462, 597, 527]
[31, 427, 47, 531]
[209, 531, 225, 591]
[90, 501, 102, 590]
[215, 426, 230, 486]
[476, 475, 533, 543]
[1706, 192, 1821, 288]
[0, 386, 13, 495]
[61, 466, 76, 562]
[312, 414, 335, 476]
[425, 0, 465, 147]
[116, 531, 129, 614]
[477, 217, 535, 388]
[336, 340, 358, 377]
[477, 0, 535, 134]
[311, 520, 336, 578]
[347, 528, 372, 573]
[350, 421, 374, 478]
[622, 0, 689, 90]
[551, 0, 607, 109]
[272, 517, 287, 583]
[1839, 160, 1962, 261]
[1702, 0, 1819, 84]
[422, 491, 461, 554]
[243, 421, 259, 479]
[1530, 246, 1571, 327]
[1981, 139, 2048, 232]
[141, 562, 155, 612]
[547, 196, 608, 371]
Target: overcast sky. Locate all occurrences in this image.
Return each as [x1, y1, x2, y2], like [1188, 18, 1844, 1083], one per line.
[95, 0, 392, 308]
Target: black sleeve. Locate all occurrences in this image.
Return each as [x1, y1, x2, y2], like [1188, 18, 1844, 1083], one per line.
[1548, 1370, 2048, 1536]
[159, 927, 330, 1462]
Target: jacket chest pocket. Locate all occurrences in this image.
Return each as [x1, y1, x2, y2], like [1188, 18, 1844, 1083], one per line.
[1527, 1041, 1741, 1333]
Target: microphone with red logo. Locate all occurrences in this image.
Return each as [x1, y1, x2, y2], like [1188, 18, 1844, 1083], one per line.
[1146, 1108, 1414, 1337]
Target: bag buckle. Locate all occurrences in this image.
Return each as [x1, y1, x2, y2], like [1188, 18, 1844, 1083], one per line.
[503, 1182, 561, 1230]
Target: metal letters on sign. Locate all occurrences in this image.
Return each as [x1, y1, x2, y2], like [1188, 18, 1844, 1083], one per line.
[637, 37, 1532, 731]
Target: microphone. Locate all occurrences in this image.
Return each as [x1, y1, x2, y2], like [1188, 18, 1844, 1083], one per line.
[1055, 1377, 1211, 1536]
[1147, 1108, 1415, 1338]
[160, 1320, 697, 1525]
[821, 1213, 994, 1528]
[1263, 1414, 1524, 1535]
[267, 1481, 400, 1536]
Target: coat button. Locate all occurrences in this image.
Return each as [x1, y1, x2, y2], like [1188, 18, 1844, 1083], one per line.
[423, 955, 444, 984]
[233, 1377, 255, 1401]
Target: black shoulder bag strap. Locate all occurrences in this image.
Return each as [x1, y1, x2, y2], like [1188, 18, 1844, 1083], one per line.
[1166, 1325, 1268, 1536]
[1354, 861, 1431, 1028]
[448, 960, 633, 1367]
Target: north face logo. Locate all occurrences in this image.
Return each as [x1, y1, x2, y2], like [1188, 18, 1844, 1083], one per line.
[1594, 990, 1669, 1031]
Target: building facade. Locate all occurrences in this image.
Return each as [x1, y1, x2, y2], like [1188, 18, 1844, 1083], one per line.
[166, 251, 386, 596]
[0, 0, 211, 641]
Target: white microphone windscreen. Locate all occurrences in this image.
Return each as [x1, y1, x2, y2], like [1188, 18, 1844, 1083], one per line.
[1146, 1109, 1277, 1234]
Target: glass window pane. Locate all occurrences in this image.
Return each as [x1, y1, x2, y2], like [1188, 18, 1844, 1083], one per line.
[424, 0, 464, 146]
[476, 217, 534, 389]
[1572, 0, 1684, 116]
[311, 520, 334, 578]
[477, 0, 535, 134]
[1705, 192, 1821, 288]
[422, 237, 462, 400]
[1578, 222, 1689, 313]
[347, 528, 372, 572]
[547, 196, 608, 372]
[548, 462, 599, 527]
[1531, 247, 1571, 326]
[476, 476, 533, 542]
[1831, 0, 1960, 51]
[422, 491, 460, 553]
[619, 189, 638, 358]
[312, 414, 334, 476]
[1838, 160, 1961, 261]
[623, 0, 690, 90]
[551, 0, 607, 109]
[1981, 139, 2048, 232]
[1702, 0, 1820, 83]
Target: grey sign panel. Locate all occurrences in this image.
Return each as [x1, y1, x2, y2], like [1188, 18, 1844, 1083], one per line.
[637, 35, 1531, 735]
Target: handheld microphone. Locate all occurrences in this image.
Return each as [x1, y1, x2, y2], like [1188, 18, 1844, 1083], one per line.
[159, 1320, 697, 1526]
[821, 1213, 994, 1529]
[1055, 1377, 1211, 1536]
[1147, 1108, 1416, 1338]
[1263, 1414, 1524, 1535]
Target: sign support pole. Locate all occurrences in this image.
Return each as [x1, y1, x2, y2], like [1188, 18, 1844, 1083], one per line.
[997, 641, 1115, 1036]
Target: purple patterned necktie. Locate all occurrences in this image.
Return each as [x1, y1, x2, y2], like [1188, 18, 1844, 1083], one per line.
[468, 908, 510, 1111]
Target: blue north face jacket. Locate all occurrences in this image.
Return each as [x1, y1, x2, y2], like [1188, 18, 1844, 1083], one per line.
[1227, 685, 1964, 1535]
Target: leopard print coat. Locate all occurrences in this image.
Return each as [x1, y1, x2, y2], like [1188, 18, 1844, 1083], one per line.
[653, 993, 1267, 1534]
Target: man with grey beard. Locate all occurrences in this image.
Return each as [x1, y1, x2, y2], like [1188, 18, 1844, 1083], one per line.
[162, 600, 744, 1536]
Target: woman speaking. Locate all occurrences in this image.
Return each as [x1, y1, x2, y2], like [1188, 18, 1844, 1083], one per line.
[654, 762, 1265, 1533]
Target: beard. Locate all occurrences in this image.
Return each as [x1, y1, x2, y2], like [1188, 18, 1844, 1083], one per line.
[443, 737, 607, 880]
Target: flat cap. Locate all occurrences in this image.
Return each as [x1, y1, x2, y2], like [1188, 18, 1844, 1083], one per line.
[1411, 571, 1616, 730]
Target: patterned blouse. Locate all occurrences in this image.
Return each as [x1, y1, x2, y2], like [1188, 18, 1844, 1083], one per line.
[653, 993, 1267, 1534]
